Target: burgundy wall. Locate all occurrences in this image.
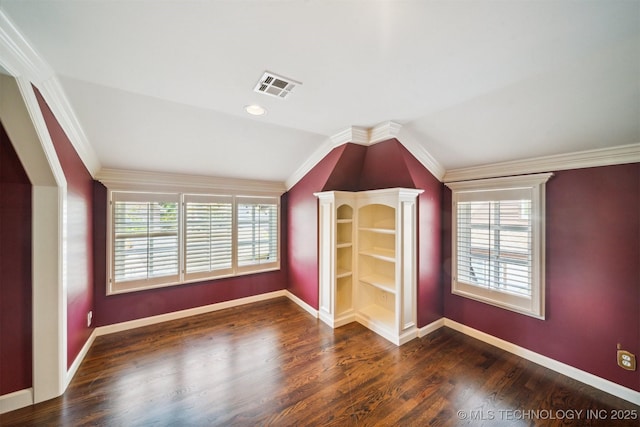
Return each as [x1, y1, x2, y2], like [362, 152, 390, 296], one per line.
[286, 144, 348, 307]
[358, 140, 416, 191]
[286, 139, 444, 326]
[443, 163, 640, 392]
[0, 122, 32, 395]
[92, 182, 288, 326]
[34, 88, 95, 368]
[322, 144, 367, 192]
[400, 146, 443, 326]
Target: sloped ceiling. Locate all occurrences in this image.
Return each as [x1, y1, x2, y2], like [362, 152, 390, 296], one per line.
[0, 0, 638, 183]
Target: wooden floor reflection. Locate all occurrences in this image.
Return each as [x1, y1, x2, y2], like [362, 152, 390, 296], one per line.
[2, 297, 638, 426]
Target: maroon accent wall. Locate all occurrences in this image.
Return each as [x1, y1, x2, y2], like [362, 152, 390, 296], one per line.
[92, 181, 288, 326]
[358, 140, 416, 191]
[0, 122, 32, 395]
[400, 146, 443, 326]
[33, 88, 95, 368]
[322, 144, 367, 191]
[286, 144, 348, 307]
[286, 139, 444, 326]
[443, 163, 640, 392]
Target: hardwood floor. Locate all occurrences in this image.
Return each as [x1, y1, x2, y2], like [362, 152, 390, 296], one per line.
[2, 297, 638, 426]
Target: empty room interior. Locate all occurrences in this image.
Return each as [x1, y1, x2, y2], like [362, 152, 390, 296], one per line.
[0, 1, 639, 425]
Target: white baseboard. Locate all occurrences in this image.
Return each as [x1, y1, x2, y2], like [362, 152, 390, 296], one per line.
[418, 318, 445, 338]
[66, 329, 97, 388]
[0, 388, 33, 415]
[284, 290, 319, 318]
[443, 318, 640, 406]
[96, 290, 289, 336]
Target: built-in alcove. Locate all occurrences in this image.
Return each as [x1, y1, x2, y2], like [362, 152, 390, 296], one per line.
[0, 73, 67, 411]
[316, 188, 423, 345]
[0, 119, 32, 396]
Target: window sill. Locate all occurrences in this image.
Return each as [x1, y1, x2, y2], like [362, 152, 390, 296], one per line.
[452, 281, 545, 320]
[108, 265, 281, 296]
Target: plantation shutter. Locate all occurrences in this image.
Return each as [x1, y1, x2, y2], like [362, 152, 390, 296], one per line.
[184, 195, 234, 280]
[236, 197, 279, 272]
[455, 188, 533, 297]
[111, 192, 180, 291]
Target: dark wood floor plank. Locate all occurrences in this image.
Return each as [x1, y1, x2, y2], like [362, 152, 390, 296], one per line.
[1, 297, 638, 426]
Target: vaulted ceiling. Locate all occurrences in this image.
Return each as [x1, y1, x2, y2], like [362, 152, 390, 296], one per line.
[1, 0, 638, 184]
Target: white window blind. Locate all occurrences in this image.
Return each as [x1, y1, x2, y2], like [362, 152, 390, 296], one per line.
[237, 197, 279, 271]
[446, 173, 552, 318]
[108, 191, 281, 295]
[456, 198, 532, 297]
[184, 195, 233, 279]
[112, 192, 180, 292]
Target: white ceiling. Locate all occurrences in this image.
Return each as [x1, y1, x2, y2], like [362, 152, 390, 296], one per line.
[1, 0, 638, 182]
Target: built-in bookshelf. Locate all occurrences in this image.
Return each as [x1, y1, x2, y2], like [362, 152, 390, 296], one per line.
[335, 203, 354, 319]
[315, 188, 422, 345]
[316, 192, 356, 327]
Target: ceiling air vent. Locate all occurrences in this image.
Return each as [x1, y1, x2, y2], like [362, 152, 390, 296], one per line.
[254, 71, 301, 99]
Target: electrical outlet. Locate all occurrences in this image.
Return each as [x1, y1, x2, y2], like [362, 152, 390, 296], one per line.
[616, 345, 636, 371]
[87, 311, 93, 327]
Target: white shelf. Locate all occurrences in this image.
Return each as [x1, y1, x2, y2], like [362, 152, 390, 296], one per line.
[336, 304, 354, 319]
[360, 274, 396, 294]
[359, 227, 395, 235]
[316, 188, 421, 346]
[358, 304, 395, 329]
[336, 268, 352, 279]
[359, 247, 395, 263]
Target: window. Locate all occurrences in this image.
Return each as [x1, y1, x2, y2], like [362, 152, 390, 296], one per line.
[237, 198, 279, 271]
[446, 173, 552, 318]
[108, 192, 280, 295]
[184, 195, 234, 281]
[111, 192, 180, 292]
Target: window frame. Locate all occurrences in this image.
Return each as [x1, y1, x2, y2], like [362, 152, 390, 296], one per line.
[446, 173, 552, 319]
[109, 191, 181, 293]
[107, 190, 281, 295]
[235, 196, 280, 274]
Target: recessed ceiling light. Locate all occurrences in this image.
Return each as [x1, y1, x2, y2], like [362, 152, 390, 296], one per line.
[244, 104, 266, 116]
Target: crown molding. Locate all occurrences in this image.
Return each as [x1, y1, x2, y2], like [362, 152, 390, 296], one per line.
[330, 126, 369, 146]
[0, 10, 101, 177]
[97, 168, 286, 196]
[370, 121, 402, 144]
[329, 121, 403, 147]
[445, 172, 553, 191]
[396, 127, 446, 181]
[285, 135, 338, 190]
[37, 78, 101, 176]
[444, 143, 640, 183]
[328, 127, 352, 146]
[286, 121, 446, 190]
[0, 10, 52, 81]
[287, 123, 394, 190]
